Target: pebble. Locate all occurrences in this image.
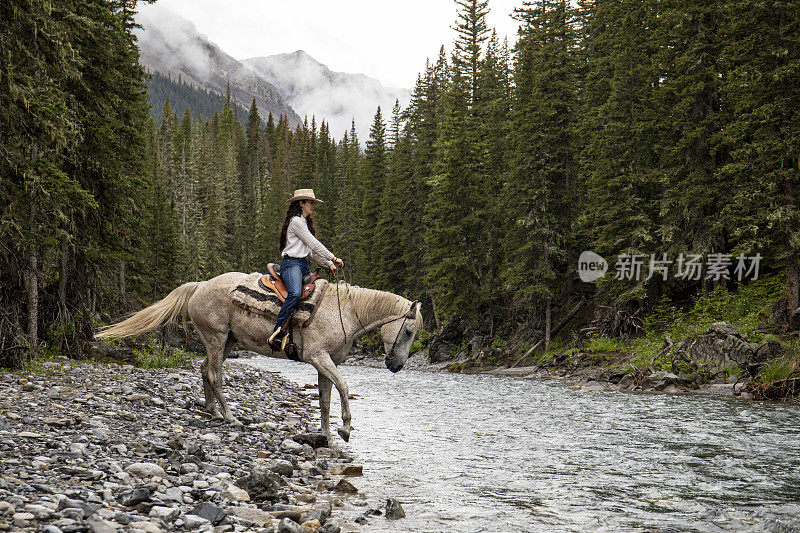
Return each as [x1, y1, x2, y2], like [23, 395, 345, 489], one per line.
[0, 360, 358, 532]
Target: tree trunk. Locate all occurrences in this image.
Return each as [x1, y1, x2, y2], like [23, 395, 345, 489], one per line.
[27, 201, 38, 349]
[544, 296, 551, 352]
[428, 288, 442, 330]
[119, 259, 126, 302]
[59, 233, 69, 317]
[182, 139, 187, 250]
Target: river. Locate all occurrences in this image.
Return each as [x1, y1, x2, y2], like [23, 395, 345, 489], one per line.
[241, 357, 800, 532]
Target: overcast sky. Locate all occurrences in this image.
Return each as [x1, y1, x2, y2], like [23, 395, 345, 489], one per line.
[136, 0, 523, 89]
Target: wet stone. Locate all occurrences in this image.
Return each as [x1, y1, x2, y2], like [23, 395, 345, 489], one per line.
[190, 501, 227, 525]
[385, 498, 406, 519]
[0, 360, 352, 533]
[117, 487, 151, 507]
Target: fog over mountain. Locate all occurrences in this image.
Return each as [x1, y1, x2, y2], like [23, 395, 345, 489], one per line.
[134, 6, 300, 126]
[134, 5, 410, 143]
[243, 51, 411, 143]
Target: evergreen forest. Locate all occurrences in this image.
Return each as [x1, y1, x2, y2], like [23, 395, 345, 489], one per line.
[1, 0, 798, 372]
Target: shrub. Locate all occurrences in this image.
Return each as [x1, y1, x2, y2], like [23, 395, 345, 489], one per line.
[133, 339, 194, 369]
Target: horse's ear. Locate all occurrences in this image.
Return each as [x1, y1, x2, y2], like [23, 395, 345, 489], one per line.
[406, 301, 419, 319]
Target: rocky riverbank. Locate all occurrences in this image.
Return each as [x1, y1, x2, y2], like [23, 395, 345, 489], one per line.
[0, 358, 397, 532]
[348, 321, 790, 401]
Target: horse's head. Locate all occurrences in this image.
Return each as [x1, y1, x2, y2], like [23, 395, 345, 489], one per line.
[380, 301, 422, 373]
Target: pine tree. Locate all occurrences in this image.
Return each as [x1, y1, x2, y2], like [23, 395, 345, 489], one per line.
[359, 107, 388, 284]
[576, 0, 663, 302]
[504, 0, 579, 347]
[719, 0, 800, 312]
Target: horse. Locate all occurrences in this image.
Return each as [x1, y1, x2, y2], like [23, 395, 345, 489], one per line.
[95, 272, 423, 442]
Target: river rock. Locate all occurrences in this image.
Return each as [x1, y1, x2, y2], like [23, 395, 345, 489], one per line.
[333, 479, 358, 493]
[221, 483, 250, 502]
[190, 501, 227, 525]
[86, 514, 118, 533]
[268, 458, 294, 476]
[125, 462, 166, 478]
[0, 359, 352, 533]
[117, 487, 151, 506]
[278, 517, 306, 533]
[128, 520, 164, 533]
[641, 371, 681, 391]
[229, 506, 274, 527]
[300, 508, 328, 524]
[385, 498, 405, 519]
[236, 465, 285, 500]
[292, 432, 329, 449]
[149, 505, 180, 521]
[318, 524, 341, 533]
[281, 438, 304, 454]
[331, 464, 362, 476]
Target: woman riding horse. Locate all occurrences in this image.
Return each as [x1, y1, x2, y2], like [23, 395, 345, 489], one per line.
[268, 188, 344, 351]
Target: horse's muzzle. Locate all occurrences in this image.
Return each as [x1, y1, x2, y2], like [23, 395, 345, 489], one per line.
[385, 356, 402, 373]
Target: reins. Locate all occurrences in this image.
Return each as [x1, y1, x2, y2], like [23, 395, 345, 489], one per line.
[330, 269, 412, 356]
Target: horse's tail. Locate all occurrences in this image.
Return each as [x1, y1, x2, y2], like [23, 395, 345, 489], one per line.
[94, 282, 202, 339]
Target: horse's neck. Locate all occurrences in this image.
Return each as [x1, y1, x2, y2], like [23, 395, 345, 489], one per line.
[343, 284, 408, 332]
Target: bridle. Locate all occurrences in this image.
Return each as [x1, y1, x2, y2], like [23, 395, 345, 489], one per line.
[332, 270, 415, 359]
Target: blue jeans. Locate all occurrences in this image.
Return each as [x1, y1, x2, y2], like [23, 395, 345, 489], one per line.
[273, 256, 310, 332]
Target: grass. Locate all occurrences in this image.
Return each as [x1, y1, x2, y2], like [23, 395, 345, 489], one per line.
[133, 338, 195, 369]
[759, 354, 800, 384]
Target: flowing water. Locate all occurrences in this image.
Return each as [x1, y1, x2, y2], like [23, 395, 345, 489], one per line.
[242, 357, 800, 532]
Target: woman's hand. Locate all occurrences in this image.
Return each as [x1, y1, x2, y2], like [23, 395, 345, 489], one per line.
[328, 260, 337, 274]
[334, 257, 344, 269]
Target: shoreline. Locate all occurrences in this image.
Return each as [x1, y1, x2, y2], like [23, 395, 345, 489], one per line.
[344, 354, 753, 399]
[0, 358, 376, 533]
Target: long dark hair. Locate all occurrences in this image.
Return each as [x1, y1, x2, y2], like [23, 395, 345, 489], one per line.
[279, 200, 316, 252]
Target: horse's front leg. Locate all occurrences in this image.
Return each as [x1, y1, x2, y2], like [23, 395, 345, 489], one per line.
[310, 352, 351, 442]
[317, 373, 333, 441]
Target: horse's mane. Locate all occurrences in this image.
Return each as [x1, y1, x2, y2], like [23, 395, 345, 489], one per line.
[339, 283, 410, 325]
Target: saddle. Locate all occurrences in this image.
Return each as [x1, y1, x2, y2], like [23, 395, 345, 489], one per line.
[258, 263, 320, 303]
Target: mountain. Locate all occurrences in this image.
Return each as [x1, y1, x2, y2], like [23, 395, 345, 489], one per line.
[146, 71, 250, 127]
[243, 51, 411, 142]
[134, 6, 300, 126]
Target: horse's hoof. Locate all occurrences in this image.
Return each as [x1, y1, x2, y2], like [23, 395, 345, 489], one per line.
[337, 428, 350, 442]
[226, 417, 243, 427]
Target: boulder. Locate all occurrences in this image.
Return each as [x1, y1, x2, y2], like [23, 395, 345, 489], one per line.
[125, 462, 166, 478]
[641, 371, 681, 391]
[672, 322, 759, 373]
[427, 320, 465, 363]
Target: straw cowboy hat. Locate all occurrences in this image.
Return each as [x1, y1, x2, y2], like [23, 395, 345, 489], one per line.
[287, 188, 324, 203]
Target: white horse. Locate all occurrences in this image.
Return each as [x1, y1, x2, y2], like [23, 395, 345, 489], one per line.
[96, 272, 422, 442]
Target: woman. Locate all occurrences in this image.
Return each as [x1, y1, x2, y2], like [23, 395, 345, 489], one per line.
[268, 188, 344, 351]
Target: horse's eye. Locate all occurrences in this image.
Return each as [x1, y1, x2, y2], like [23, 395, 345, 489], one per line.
[404, 327, 412, 336]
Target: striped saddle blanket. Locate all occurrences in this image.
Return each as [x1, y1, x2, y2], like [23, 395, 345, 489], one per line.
[230, 272, 328, 326]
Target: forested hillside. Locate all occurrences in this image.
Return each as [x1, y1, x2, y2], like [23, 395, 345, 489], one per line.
[1, 0, 798, 369]
[145, 70, 250, 127]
